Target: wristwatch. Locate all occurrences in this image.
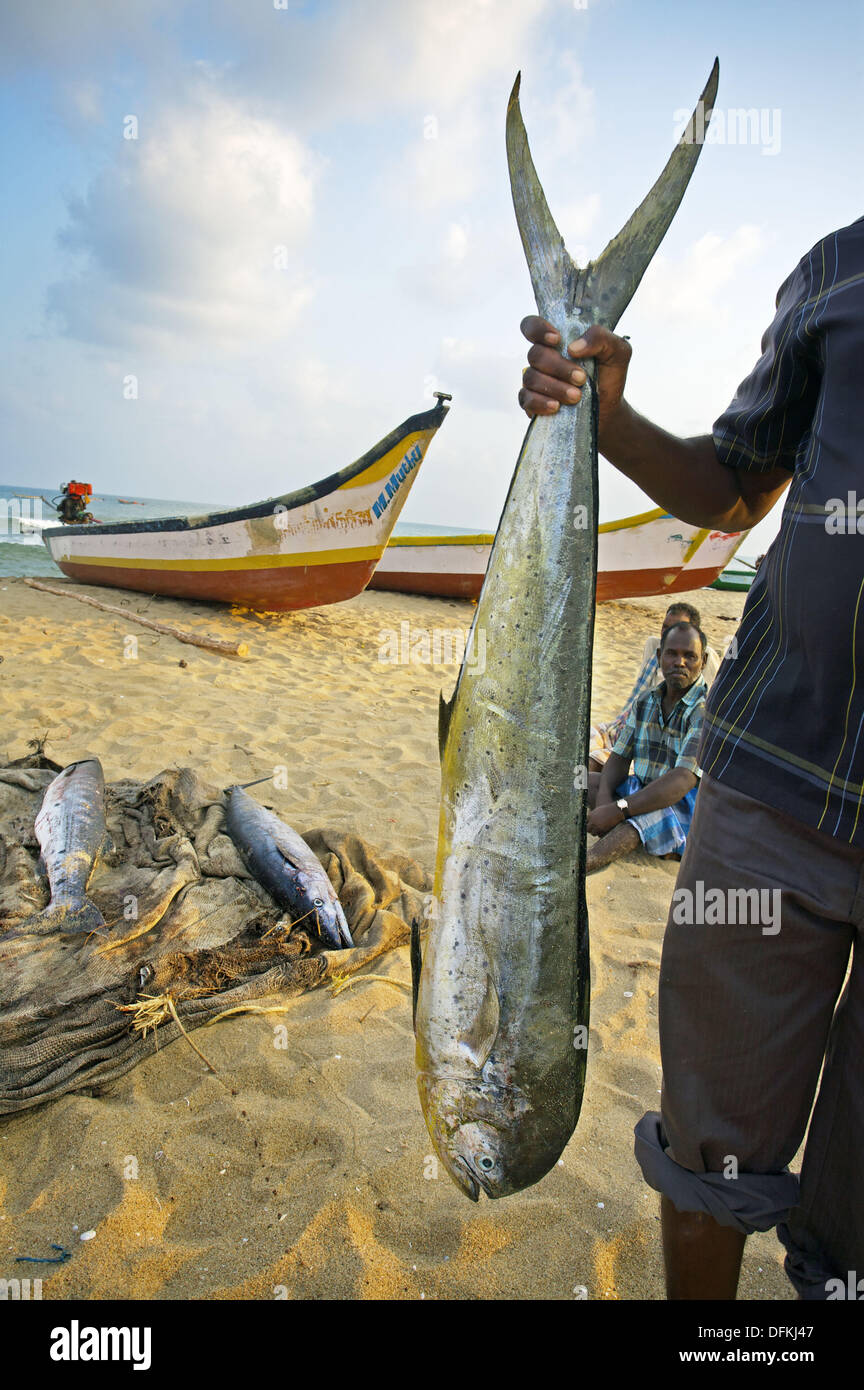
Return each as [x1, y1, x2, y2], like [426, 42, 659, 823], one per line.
[616, 798, 631, 820]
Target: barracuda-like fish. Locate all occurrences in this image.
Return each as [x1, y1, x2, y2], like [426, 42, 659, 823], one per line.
[414, 64, 719, 1200]
[224, 785, 353, 949]
[34, 759, 109, 936]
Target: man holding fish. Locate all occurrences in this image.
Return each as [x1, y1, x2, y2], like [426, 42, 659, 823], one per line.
[519, 213, 864, 1300]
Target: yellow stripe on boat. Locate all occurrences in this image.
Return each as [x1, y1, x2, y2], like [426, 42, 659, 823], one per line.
[681, 527, 710, 563]
[60, 545, 383, 572]
[338, 431, 434, 489]
[597, 506, 668, 534]
[386, 534, 496, 548]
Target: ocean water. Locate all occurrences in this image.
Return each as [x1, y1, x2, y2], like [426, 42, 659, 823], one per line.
[0, 483, 483, 579]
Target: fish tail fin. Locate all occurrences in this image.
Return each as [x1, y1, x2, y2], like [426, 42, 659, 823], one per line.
[585, 59, 719, 329]
[506, 72, 578, 315]
[506, 60, 719, 330]
[34, 898, 107, 937]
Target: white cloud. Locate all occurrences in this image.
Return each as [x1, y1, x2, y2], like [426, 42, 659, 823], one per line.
[0, 1, 175, 71]
[46, 90, 321, 352]
[254, 0, 552, 120]
[402, 104, 489, 210]
[349, 0, 561, 220]
[553, 191, 601, 247]
[63, 81, 104, 126]
[444, 221, 470, 263]
[436, 335, 523, 413]
[521, 50, 596, 167]
[636, 224, 765, 321]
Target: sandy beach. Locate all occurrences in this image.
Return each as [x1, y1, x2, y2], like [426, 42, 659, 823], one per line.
[0, 575, 794, 1301]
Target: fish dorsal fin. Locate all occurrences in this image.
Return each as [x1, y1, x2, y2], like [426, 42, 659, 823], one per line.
[458, 972, 500, 1071]
[438, 690, 456, 761]
[410, 916, 422, 1034]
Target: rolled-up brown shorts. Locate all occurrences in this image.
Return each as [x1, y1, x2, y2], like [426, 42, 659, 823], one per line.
[634, 773, 864, 1299]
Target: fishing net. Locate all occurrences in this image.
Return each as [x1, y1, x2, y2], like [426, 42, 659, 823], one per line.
[0, 759, 431, 1114]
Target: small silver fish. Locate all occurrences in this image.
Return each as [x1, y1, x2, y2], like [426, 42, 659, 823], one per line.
[34, 759, 108, 935]
[224, 786, 353, 949]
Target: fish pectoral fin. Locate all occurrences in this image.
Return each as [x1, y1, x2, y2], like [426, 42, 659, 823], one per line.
[438, 690, 456, 762]
[458, 972, 501, 1070]
[273, 844, 301, 871]
[410, 916, 422, 1034]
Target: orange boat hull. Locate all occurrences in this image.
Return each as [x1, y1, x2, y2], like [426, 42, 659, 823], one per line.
[369, 569, 485, 600]
[52, 558, 378, 612]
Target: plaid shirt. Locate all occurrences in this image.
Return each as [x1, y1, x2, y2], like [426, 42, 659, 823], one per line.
[605, 652, 662, 747]
[612, 678, 707, 782]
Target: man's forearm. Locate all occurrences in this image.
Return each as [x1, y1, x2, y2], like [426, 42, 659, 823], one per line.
[625, 767, 696, 816]
[519, 319, 793, 529]
[599, 403, 777, 531]
[598, 753, 629, 805]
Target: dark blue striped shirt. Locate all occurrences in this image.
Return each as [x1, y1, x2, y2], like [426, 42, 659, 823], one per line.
[700, 217, 864, 843]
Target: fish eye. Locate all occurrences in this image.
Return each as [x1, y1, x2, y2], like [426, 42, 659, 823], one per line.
[478, 1156, 495, 1171]
[313, 897, 324, 907]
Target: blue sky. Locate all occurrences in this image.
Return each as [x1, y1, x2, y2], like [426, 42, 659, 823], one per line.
[2, 0, 861, 556]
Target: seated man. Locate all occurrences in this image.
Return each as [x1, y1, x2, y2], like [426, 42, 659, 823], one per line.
[586, 621, 708, 873]
[589, 602, 719, 772]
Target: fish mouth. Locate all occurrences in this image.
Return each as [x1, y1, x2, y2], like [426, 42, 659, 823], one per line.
[334, 901, 354, 950]
[454, 1150, 503, 1201]
[458, 1156, 483, 1200]
[452, 1156, 481, 1202]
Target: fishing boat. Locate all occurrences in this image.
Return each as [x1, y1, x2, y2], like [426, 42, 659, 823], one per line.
[371, 507, 749, 602]
[369, 532, 495, 599]
[710, 558, 756, 592]
[42, 397, 451, 611]
[667, 523, 749, 594]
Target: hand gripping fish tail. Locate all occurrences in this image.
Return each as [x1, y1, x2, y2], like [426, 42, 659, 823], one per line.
[413, 62, 719, 1201]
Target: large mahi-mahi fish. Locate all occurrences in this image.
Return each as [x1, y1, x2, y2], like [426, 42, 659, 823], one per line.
[414, 64, 719, 1200]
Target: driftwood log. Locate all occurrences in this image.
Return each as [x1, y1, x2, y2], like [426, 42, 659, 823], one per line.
[22, 578, 250, 658]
